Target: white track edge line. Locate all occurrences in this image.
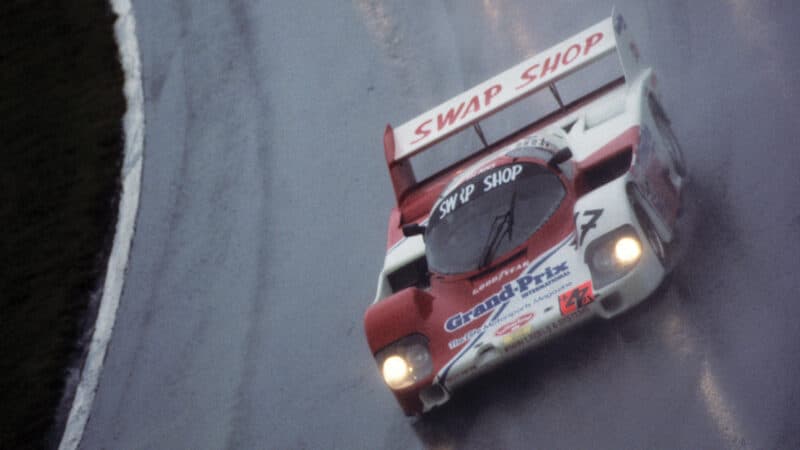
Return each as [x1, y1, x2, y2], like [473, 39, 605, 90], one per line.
[58, 0, 144, 448]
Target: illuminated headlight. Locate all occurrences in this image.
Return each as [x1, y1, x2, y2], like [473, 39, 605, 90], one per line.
[376, 335, 432, 390]
[382, 356, 409, 387]
[585, 225, 642, 289]
[614, 237, 641, 264]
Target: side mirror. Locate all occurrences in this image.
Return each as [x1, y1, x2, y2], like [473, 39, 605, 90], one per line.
[402, 223, 426, 237]
[548, 147, 573, 168]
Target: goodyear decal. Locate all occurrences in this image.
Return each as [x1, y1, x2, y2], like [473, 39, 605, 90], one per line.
[472, 259, 530, 295]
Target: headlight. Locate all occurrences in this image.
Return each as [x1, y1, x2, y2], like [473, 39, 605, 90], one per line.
[382, 356, 409, 387]
[614, 237, 641, 264]
[375, 335, 432, 390]
[585, 225, 642, 289]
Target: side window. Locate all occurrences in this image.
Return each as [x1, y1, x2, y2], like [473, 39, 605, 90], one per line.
[648, 94, 686, 176]
[387, 256, 430, 293]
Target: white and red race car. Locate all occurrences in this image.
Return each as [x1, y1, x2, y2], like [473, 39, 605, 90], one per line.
[364, 10, 687, 416]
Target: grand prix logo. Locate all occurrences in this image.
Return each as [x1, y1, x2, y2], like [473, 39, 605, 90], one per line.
[444, 261, 570, 332]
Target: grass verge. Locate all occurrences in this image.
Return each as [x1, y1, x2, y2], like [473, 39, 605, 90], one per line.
[0, 1, 125, 447]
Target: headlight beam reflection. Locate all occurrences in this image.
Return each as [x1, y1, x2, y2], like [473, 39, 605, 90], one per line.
[661, 309, 748, 447]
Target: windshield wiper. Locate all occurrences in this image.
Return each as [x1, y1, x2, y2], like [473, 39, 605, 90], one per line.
[479, 191, 517, 268]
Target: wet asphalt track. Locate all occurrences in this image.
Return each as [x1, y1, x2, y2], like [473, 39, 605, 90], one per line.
[81, 1, 800, 448]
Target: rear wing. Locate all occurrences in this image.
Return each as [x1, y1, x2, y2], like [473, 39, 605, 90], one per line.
[384, 9, 645, 203]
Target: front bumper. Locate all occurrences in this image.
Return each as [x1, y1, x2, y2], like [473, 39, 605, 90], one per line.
[415, 226, 668, 414]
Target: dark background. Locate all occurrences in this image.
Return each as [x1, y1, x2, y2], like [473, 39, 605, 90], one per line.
[0, 1, 123, 448]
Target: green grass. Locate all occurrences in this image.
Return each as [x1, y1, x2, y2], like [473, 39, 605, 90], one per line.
[0, 1, 125, 447]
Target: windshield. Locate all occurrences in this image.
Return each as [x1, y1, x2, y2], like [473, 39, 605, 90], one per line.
[425, 162, 566, 275]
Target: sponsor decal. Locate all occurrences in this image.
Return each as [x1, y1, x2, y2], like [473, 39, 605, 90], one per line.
[438, 184, 475, 219]
[516, 262, 571, 300]
[495, 313, 535, 337]
[504, 305, 592, 352]
[514, 33, 604, 91]
[448, 304, 524, 349]
[445, 283, 515, 334]
[514, 135, 557, 151]
[501, 323, 534, 348]
[558, 280, 594, 316]
[447, 281, 571, 350]
[448, 330, 478, 350]
[520, 280, 574, 306]
[438, 235, 575, 384]
[406, 27, 609, 149]
[471, 259, 529, 295]
[437, 164, 523, 219]
[447, 311, 521, 350]
[411, 85, 502, 145]
[482, 164, 523, 192]
[445, 261, 571, 332]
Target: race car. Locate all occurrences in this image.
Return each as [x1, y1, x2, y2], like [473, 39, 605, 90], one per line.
[364, 9, 687, 416]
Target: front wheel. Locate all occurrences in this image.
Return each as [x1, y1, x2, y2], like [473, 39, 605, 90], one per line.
[629, 186, 669, 269]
